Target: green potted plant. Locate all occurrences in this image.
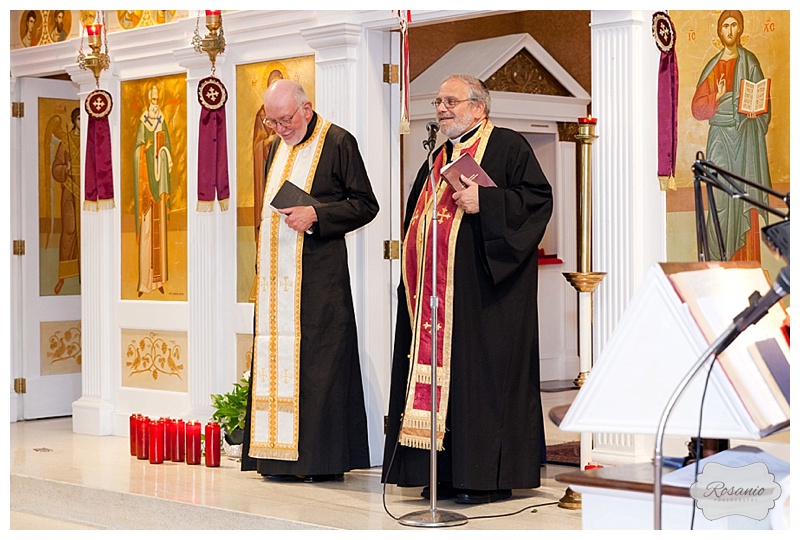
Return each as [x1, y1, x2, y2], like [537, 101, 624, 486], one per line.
[210, 375, 249, 446]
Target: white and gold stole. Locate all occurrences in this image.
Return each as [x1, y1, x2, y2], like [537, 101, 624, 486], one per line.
[399, 119, 493, 450]
[248, 117, 331, 461]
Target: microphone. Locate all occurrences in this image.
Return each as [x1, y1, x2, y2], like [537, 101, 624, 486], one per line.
[715, 265, 790, 354]
[424, 121, 439, 150]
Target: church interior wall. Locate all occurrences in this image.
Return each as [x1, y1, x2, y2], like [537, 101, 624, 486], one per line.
[8, 11, 595, 450]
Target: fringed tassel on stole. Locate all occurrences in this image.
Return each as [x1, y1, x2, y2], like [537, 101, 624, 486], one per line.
[248, 448, 300, 461]
[399, 423, 445, 451]
[197, 76, 230, 211]
[84, 89, 115, 211]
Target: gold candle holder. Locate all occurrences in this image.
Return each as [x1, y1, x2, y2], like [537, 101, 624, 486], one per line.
[81, 22, 110, 86]
[198, 11, 226, 72]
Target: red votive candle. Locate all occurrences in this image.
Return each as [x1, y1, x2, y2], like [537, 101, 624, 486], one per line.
[205, 422, 221, 467]
[129, 414, 140, 456]
[186, 421, 202, 465]
[163, 418, 173, 459]
[166, 419, 177, 461]
[136, 416, 150, 460]
[158, 416, 169, 459]
[578, 115, 597, 125]
[86, 23, 102, 48]
[174, 419, 186, 462]
[149, 418, 165, 464]
[205, 10, 221, 16]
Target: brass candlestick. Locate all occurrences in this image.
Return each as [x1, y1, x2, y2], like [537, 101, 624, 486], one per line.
[77, 16, 110, 87]
[563, 116, 606, 388]
[558, 116, 606, 504]
[193, 11, 226, 74]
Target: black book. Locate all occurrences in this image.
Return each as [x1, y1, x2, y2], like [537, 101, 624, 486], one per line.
[270, 181, 318, 210]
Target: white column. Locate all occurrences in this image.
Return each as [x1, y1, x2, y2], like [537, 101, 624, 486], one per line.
[175, 47, 235, 421]
[590, 10, 665, 464]
[71, 67, 117, 435]
[301, 23, 362, 132]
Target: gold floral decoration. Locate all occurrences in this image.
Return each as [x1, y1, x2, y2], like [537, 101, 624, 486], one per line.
[125, 331, 184, 380]
[46, 325, 82, 366]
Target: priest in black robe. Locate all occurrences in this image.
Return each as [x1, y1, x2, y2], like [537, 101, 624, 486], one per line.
[382, 74, 553, 504]
[242, 79, 378, 482]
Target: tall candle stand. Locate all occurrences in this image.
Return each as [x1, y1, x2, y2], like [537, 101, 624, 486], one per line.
[559, 115, 606, 509]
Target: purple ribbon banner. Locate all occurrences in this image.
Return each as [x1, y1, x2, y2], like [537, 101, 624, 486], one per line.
[197, 76, 230, 212]
[84, 89, 115, 210]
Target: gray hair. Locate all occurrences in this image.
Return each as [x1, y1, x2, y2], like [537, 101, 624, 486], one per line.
[267, 79, 310, 108]
[442, 74, 491, 115]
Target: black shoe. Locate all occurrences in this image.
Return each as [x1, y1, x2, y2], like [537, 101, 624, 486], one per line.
[455, 489, 512, 505]
[301, 473, 344, 483]
[263, 474, 300, 482]
[421, 482, 457, 500]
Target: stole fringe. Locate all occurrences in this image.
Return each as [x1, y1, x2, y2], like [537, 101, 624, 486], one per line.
[218, 198, 230, 212]
[399, 432, 444, 451]
[83, 200, 98, 212]
[248, 448, 299, 461]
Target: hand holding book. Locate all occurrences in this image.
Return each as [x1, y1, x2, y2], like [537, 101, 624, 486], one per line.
[440, 153, 496, 191]
[270, 181, 318, 234]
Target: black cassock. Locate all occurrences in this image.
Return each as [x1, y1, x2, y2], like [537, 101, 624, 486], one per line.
[382, 126, 553, 491]
[242, 114, 378, 476]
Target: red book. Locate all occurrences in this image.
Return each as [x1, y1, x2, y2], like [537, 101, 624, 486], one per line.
[440, 153, 496, 191]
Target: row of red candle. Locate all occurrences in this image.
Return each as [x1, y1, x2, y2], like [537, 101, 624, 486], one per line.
[129, 414, 220, 467]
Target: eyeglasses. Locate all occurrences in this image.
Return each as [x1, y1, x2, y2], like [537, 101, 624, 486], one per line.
[263, 106, 300, 129]
[431, 98, 473, 109]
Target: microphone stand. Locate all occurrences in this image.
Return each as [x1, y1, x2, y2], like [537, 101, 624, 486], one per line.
[399, 124, 467, 528]
[692, 151, 789, 262]
[653, 266, 789, 529]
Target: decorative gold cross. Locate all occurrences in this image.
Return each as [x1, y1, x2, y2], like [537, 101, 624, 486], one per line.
[281, 276, 292, 292]
[422, 320, 442, 334]
[205, 86, 220, 101]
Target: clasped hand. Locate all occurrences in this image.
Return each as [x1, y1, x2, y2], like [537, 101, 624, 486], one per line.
[452, 175, 480, 214]
[279, 205, 318, 233]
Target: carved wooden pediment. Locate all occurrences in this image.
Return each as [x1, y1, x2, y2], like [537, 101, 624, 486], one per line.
[485, 49, 570, 97]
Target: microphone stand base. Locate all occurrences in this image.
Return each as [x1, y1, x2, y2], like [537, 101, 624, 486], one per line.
[399, 509, 468, 528]
[558, 487, 582, 510]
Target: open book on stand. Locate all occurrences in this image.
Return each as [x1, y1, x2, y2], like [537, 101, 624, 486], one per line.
[440, 153, 496, 191]
[665, 263, 789, 435]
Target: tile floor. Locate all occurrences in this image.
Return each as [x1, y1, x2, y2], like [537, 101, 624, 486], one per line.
[10, 387, 582, 531]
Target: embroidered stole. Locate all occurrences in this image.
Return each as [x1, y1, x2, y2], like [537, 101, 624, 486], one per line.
[399, 120, 494, 450]
[248, 118, 331, 461]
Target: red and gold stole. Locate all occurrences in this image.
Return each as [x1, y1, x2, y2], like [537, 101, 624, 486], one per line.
[399, 120, 493, 450]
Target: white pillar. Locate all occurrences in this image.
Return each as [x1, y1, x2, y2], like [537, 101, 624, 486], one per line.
[174, 48, 236, 421]
[71, 67, 117, 435]
[590, 10, 665, 464]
